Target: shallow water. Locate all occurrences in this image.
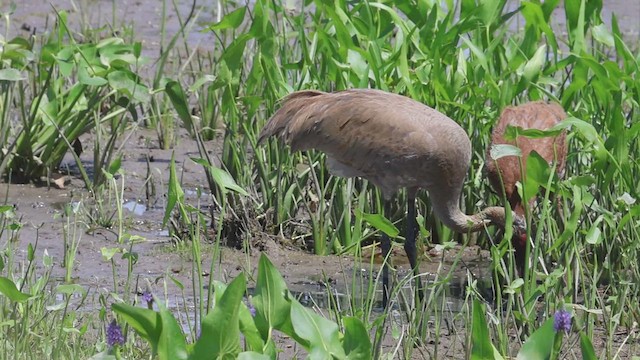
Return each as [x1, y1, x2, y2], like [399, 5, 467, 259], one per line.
[1, 1, 638, 358]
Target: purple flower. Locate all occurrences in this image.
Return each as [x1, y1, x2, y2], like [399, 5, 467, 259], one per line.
[248, 303, 256, 317]
[106, 319, 125, 347]
[553, 309, 572, 333]
[142, 291, 153, 307]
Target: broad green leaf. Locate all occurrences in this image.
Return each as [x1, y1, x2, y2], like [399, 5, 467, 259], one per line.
[55, 46, 75, 77]
[220, 34, 250, 73]
[55, 284, 86, 296]
[0, 68, 24, 81]
[0, 277, 31, 302]
[516, 317, 555, 360]
[488, 144, 522, 161]
[101, 247, 121, 261]
[617, 204, 640, 232]
[206, 6, 246, 31]
[471, 298, 495, 360]
[477, 0, 504, 26]
[86, 351, 117, 360]
[342, 317, 372, 359]
[78, 65, 108, 86]
[166, 80, 195, 136]
[592, 23, 614, 47]
[252, 255, 306, 347]
[252, 254, 291, 335]
[237, 353, 271, 360]
[107, 156, 122, 176]
[209, 281, 264, 353]
[523, 151, 551, 202]
[190, 158, 249, 196]
[290, 300, 346, 359]
[585, 215, 603, 245]
[579, 332, 597, 360]
[157, 307, 188, 360]
[191, 275, 245, 359]
[107, 70, 150, 103]
[503, 125, 565, 141]
[111, 303, 161, 353]
[522, 44, 546, 81]
[460, 36, 489, 72]
[564, 0, 586, 52]
[356, 210, 399, 238]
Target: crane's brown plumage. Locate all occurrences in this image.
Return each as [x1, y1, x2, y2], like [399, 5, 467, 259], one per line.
[259, 89, 524, 307]
[485, 101, 567, 274]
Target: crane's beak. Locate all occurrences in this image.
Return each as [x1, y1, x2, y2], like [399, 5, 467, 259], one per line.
[513, 214, 526, 231]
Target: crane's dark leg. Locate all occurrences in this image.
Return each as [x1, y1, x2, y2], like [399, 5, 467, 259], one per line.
[405, 189, 424, 302]
[381, 200, 392, 309]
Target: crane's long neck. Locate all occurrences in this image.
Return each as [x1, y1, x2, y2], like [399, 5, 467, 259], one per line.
[431, 192, 506, 233]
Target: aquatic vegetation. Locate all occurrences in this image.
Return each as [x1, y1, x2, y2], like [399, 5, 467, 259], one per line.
[0, 0, 638, 358]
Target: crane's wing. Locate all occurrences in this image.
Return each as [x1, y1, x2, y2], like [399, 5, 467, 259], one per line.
[258, 89, 472, 195]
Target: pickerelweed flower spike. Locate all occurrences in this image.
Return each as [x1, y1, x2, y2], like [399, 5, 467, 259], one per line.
[107, 319, 125, 347]
[553, 309, 572, 333]
[142, 291, 153, 306]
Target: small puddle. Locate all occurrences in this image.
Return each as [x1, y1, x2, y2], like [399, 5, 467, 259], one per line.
[123, 201, 147, 216]
[247, 271, 495, 313]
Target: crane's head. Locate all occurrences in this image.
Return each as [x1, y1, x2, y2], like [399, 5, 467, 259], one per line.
[511, 215, 528, 249]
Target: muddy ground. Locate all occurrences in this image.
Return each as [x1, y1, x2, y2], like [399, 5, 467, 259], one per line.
[2, 0, 639, 359]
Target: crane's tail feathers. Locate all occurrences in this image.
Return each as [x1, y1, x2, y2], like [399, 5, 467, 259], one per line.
[257, 90, 327, 145]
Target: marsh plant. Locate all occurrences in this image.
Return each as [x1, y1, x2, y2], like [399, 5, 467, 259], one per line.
[0, 0, 639, 359]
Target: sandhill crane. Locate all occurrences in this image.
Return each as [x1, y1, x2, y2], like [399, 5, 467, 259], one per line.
[258, 89, 525, 308]
[485, 101, 567, 275]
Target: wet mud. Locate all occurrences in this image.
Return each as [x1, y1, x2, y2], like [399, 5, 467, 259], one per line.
[1, 0, 639, 358]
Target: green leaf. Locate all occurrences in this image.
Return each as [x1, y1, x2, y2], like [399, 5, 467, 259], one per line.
[592, 23, 614, 47]
[78, 64, 108, 86]
[488, 144, 522, 161]
[460, 36, 489, 72]
[166, 80, 195, 136]
[107, 70, 150, 103]
[522, 44, 546, 81]
[0, 277, 31, 302]
[516, 317, 555, 360]
[55, 284, 86, 296]
[290, 300, 346, 359]
[477, 0, 504, 26]
[111, 303, 161, 353]
[210, 281, 265, 353]
[107, 156, 122, 176]
[523, 152, 551, 202]
[503, 125, 565, 141]
[157, 307, 188, 360]
[252, 254, 291, 334]
[86, 351, 117, 360]
[237, 353, 271, 360]
[191, 275, 245, 359]
[162, 152, 185, 227]
[471, 298, 495, 360]
[190, 158, 249, 196]
[220, 34, 250, 73]
[101, 247, 121, 261]
[579, 331, 597, 360]
[342, 317, 372, 359]
[0, 68, 25, 81]
[206, 6, 246, 31]
[564, 0, 586, 52]
[356, 210, 399, 238]
[585, 215, 603, 245]
[252, 255, 306, 347]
